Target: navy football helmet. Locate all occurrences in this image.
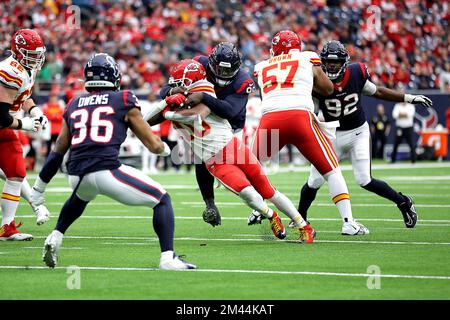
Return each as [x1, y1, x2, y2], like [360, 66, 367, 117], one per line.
[320, 40, 350, 80]
[84, 53, 121, 91]
[208, 42, 241, 87]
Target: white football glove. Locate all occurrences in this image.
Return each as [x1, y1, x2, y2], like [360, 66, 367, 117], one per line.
[159, 142, 171, 157]
[404, 94, 433, 108]
[20, 116, 40, 132]
[29, 106, 48, 129]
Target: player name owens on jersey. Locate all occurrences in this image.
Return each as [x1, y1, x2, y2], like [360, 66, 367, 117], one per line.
[254, 50, 321, 115]
[63, 90, 141, 175]
[170, 79, 234, 161]
[0, 56, 37, 115]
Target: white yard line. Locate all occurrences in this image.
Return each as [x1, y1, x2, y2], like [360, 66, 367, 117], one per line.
[26, 235, 450, 246]
[0, 265, 448, 280]
[14, 215, 450, 223]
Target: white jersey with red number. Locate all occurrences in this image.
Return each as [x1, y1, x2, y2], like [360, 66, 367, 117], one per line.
[0, 56, 36, 116]
[253, 50, 321, 115]
[170, 79, 233, 161]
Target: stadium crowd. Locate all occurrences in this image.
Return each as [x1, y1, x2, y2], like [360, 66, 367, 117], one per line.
[0, 0, 449, 95]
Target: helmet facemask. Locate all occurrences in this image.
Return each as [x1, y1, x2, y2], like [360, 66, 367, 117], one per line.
[16, 46, 46, 71]
[322, 57, 349, 80]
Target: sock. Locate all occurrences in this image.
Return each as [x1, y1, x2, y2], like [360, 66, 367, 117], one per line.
[1, 179, 22, 226]
[269, 191, 306, 227]
[20, 177, 34, 207]
[55, 193, 88, 234]
[239, 186, 273, 218]
[325, 169, 354, 222]
[362, 178, 405, 204]
[153, 193, 174, 252]
[195, 163, 215, 202]
[298, 183, 319, 221]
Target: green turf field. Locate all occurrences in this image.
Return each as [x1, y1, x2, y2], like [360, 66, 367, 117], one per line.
[1, 161, 449, 299]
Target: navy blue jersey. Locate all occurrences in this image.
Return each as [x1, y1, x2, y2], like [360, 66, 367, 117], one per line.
[63, 90, 140, 175]
[160, 55, 255, 131]
[315, 63, 371, 131]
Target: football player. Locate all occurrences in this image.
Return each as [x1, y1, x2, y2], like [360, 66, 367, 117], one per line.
[249, 30, 369, 236]
[31, 53, 196, 270]
[159, 42, 255, 227]
[0, 29, 50, 241]
[297, 40, 432, 228]
[147, 59, 316, 243]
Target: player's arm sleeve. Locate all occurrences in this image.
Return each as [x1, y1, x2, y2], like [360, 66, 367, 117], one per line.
[38, 119, 71, 184]
[362, 79, 378, 96]
[202, 92, 247, 120]
[159, 85, 171, 99]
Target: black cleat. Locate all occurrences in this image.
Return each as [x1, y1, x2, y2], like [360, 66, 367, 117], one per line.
[202, 203, 221, 227]
[247, 210, 267, 225]
[397, 193, 418, 228]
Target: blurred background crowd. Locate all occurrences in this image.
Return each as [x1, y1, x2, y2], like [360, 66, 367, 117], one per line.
[1, 0, 449, 95]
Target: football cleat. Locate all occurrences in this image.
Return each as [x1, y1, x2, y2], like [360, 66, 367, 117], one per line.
[269, 211, 286, 239]
[397, 193, 418, 228]
[342, 220, 370, 235]
[298, 223, 316, 244]
[159, 253, 197, 270]
[34, 204, 50, 226]
[247, 210, 267, 225]
[42, 230, 63, 268]
[202, 203, 221, 227]
[0, 221, 33, 241]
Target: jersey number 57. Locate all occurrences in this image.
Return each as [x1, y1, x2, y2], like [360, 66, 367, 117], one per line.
[261, 60, 299, 94]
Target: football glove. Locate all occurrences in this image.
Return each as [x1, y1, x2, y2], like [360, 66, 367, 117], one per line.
[159, 142, 171, 157]
[404, 94, 433, 108]
[20, 117, 40, 132]
[29, 106, 49, 129]
[165, 93, 186, 107]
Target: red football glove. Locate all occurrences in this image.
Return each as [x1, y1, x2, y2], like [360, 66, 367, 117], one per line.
[165, 93, 186, 107]
[162, 106, 171, 117]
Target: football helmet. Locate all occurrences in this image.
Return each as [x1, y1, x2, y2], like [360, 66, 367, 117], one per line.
[270, 30, 301, 57]
[11, 29, 46, 70]
[84, 53, 121, 91]
[168, 59, 206, 87]
[320, 40, 350, 80]
[208, 42, 241, 87]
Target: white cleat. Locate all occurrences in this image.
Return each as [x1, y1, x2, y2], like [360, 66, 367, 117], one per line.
[342, 220, 370, 235]
[42, 230, 63, 268]
[159, 253, 197, 270]
[34, 204, 50, 225]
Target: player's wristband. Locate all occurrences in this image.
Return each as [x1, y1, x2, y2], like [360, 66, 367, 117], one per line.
[28, 105, 37, 115]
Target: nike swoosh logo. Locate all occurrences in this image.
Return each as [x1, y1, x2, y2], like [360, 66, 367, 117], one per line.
[356, 132, 362, 136]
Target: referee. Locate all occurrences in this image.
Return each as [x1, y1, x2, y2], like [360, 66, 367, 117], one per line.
[391, 102, 416, 163]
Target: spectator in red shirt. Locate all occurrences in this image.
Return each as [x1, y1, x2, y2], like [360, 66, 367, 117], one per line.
[42, 91, 65, 157]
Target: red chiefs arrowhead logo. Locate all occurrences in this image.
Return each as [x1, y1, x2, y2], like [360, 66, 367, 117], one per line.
[272, 36, 280, 45]
[15, 34, 27, 45]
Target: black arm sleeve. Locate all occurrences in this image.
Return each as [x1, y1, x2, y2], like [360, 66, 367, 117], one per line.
[0, 102, 14, 128]
[159, 85, 171, 99]
[39, 151, 65, 183]
[202, 93, 247, 120]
